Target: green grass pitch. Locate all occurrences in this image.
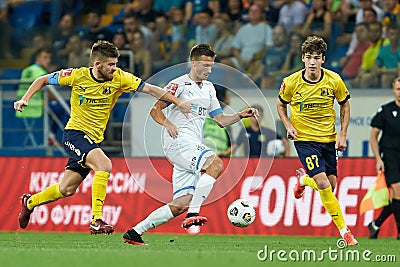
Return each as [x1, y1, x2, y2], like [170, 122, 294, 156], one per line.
[0, 232, 399, 267]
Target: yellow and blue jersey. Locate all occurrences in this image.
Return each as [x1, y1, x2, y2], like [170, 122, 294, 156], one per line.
[48, 67, 144, 143]
[278, 68, 350, 143]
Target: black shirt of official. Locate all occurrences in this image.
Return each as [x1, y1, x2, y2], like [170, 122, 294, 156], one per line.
[370, 101, 400, 151]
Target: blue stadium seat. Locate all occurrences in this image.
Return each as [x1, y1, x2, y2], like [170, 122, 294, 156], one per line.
[0, 68, 22, 91]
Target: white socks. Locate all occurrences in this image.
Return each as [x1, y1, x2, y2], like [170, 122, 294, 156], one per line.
[187, 173, 216, 214]
[133, 205, 174, 235]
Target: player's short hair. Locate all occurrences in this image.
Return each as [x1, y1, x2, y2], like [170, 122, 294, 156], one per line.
[90, 40, 119, 64]
[301, 36, 327, 56]
[393, 77, 400, 87]
[190, 44, 216, 60]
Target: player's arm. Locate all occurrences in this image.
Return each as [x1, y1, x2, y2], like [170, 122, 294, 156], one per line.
[150, 100, 179, 138]
[213, 108, 258, 127]
[277, 98, 297, 140]
[142, 83, 193, 115]
[14, 75, 49, 112]
[336, 100, 350, 151]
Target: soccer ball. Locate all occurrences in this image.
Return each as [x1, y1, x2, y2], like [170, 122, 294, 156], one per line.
[227, 199, 256, 228]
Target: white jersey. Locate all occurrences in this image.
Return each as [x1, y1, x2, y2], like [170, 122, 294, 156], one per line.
[162, 74, 222, 147]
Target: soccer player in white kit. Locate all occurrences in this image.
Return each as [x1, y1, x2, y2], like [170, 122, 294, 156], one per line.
[123, 44, 258, 245]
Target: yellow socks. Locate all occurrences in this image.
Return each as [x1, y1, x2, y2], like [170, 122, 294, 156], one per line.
[319, 186, 347, 231]
[27, 183, 64, 210]
[91, 171, 110, 223]
[302, 175, 318, 190]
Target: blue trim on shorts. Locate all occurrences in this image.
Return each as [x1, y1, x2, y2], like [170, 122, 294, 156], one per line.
[196, 149, 212, 171]
[173, 185, 195, 195]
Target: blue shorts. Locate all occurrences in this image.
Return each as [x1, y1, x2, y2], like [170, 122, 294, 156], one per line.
[62, 129, 100, 178]
[294, 141, 338, 177]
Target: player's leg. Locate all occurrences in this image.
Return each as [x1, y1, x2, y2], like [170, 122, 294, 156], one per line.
[85, 147, 113, 234]
[295, 141, 358, 245]
[182, 152, 224, 228]
[322, 143, 358, 245]
[19, 169, 83, 229]
[124, 195, 193, 245]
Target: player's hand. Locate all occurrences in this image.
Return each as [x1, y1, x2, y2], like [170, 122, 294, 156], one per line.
[14, 99, 28, 112]
[286, 126, 298, 140]
[239, 107, 259, 118]
[177, 100, 193, 116]
[335, 134, 347, 151]
[165, 121, 178, 139]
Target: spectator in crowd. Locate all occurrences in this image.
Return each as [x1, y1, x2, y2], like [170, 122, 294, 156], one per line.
[0, 0, 12, 59]
[66, 35, 90, 68]
[368, 76, 400, 240]
[195, 8, 217, 45]
[51, 13, 76, 68]
[381, 0, 400, 34]
[353, 22, 389, 88]
[340, 22, 371, 81]
[277, 0, 308, 33]
[344, 7, 378, 58]
[221, 4, 273, 72]
[130, 30, 152, 81]
[78, 10, 113, 46]
[112, 32, 131, 71]
[211, 13, 234, 61]
[184, 0, 219, 23]
[253, 0, 280, 27]
[153, 0, 185, 14]
[81, 0, 106, 15]
[151, 13, 187, 71]
[203, 86, 233, 158]
[122, 14, 152, 49]
[296, 0, 332, 41]
[28, 34, 53, 67]
[355, 0, 384, 24]
[270, 32, 304, 84]
[233, 104, 289, 157]
[226, 0, 246, 32]
[16, 48, 52, 120]
[369, 23, 400, 88]
[125, 0, 162, 30]
[250, 25, 289, 88]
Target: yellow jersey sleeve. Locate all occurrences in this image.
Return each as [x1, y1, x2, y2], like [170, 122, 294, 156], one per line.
[333, 75, 350, 105]
[118, 69, 144, 93]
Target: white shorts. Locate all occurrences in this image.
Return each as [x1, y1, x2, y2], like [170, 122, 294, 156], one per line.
[164, 141, 215, 199]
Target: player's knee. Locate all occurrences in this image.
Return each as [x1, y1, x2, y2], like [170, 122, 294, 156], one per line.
[59, 186, 76, 197]
[98, 159, 112, 173]
[169, 205, 188, 216]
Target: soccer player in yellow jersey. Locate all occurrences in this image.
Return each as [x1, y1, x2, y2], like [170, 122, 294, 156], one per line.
[277, 36, 358, 246]
[14, 40, 193, 234]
